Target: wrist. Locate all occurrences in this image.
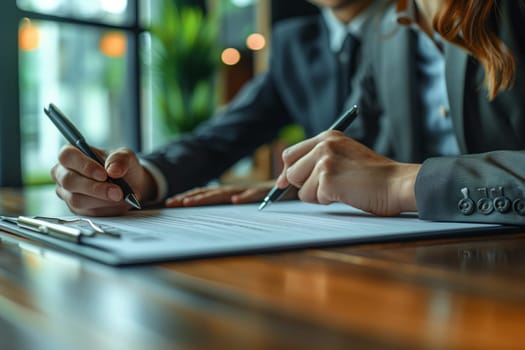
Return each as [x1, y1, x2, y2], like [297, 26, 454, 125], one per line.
[393, 163, 420, 213]
[140, 168, 158, 202]
[138, 158, 168, 202]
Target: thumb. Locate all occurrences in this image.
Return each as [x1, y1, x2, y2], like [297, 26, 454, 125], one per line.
[105, 148, 137, 179]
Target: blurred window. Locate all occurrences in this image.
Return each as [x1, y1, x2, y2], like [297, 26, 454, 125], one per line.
[17, 0, 135, 26]
[14, 1, 143, 185]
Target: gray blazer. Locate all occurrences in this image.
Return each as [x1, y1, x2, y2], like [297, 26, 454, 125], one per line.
[355, 15, 422, 163]
[143, 13, 381, 197]
[360, 0, 525, 225]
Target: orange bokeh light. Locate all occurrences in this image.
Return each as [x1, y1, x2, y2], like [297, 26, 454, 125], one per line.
[221, 48, 241, 66]
[246, 33, 266, 51]
[19, 18, 40, 51]
[100, 32, 127, 58]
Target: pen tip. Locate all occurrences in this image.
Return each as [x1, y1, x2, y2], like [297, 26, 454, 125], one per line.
[125, 194, 142, 210]
[258, 201, 267, 211]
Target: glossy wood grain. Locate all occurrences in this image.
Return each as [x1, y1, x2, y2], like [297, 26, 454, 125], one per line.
[1, 186, 524, 349]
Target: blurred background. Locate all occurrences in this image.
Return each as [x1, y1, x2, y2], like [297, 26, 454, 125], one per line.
[0, 0, 318, 189]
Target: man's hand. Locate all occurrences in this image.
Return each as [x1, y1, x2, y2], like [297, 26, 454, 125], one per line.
[165, 181, 296, 207]
[51, 145, 156, 216]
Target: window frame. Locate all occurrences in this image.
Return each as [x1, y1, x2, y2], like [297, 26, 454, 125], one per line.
[0, 1, 144, 187]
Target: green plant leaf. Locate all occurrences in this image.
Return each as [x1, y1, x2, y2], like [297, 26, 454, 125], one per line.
[149, 0, 219, 135]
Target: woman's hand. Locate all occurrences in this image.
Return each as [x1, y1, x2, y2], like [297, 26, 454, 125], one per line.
[165, 181, 296, 207]
[276, 130, 420, 216]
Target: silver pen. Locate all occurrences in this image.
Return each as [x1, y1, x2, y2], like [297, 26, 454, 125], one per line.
[1, 216, 120, 242]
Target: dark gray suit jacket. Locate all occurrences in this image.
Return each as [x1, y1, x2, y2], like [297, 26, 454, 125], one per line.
[360, 0, 525, 225]
[143, 13, 381, 197]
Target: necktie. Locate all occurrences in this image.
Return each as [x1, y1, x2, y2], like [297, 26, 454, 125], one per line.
[337, 33, 360, 111]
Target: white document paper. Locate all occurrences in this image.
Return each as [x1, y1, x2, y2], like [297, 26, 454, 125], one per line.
[69, 201, 502, 264]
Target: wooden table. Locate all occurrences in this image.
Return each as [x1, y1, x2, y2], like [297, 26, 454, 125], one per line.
[1, 186, 524, 349]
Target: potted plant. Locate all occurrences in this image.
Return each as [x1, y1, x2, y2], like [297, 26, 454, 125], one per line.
[150, 0, 220, 135]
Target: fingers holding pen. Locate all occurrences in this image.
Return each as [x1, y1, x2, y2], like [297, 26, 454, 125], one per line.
[57, 145, 137, 182]
[275, 133, 323, 188]
[56, 145, 107, 181]
[276, 131, 345, 190]
[55, 185, 129, 216]
[103, 148, 157, 203]
[52, 145, 124, 204]
[104, 147, 138, 179]
[52, 159, 123, 202]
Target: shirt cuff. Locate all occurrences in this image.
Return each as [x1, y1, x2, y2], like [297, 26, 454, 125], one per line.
[139, 158, 168, 203]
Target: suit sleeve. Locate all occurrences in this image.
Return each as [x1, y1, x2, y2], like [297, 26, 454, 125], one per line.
[415, 0, 525, 225]
[142, 71, 291, 198]
[416, 152, 525, 225]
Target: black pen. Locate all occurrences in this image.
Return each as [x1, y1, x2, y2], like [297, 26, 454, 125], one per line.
[258, 105, 359, 211]
[44, 103, 142, 210]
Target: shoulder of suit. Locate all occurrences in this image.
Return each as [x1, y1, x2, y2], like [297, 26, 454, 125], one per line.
[508, 0, 525, 12]
[272, 15, 323, 40]
[366, 4, 401, 35]
[359, 4, 414, 47]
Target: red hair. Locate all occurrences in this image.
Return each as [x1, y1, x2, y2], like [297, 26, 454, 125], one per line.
[433, 0, 515, 99]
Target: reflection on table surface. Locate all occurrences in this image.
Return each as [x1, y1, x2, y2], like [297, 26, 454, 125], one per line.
[0, 185, 71, 217]
[1, 186, 525, 349]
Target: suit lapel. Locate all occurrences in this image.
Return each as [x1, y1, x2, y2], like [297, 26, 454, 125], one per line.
[444, 43, 469, 152]
[382, 28, 422, 162]
[303, 19, 340, 133]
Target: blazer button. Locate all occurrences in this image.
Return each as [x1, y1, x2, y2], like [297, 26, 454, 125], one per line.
[477, 198, 494, 215]
[458, 198, 475, 215]
[493, 196, 511, 213]
[513, 199, 525, 216]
